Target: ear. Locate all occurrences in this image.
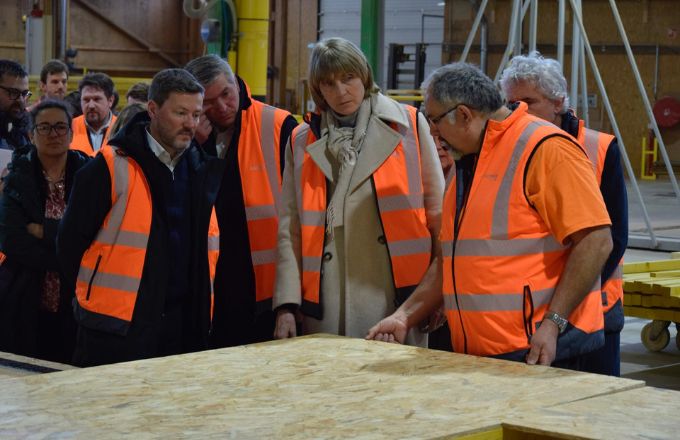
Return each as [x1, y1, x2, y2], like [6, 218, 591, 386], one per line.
[457, 104, 475, 126]
[554, 97, 565, 114]
[147, 100, 158, 119]
[39, 82, 47, 94]
[107, 94, 115, 109]
[28, 129, 35, 143]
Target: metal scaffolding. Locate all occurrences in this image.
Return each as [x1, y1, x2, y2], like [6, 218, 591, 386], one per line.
[459, 0, 680, 250]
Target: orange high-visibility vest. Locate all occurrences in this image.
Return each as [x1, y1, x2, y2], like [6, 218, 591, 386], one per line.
[578, 123, 623, 314]
[290, 105, 432, 318]
[440, 105, 604, 359]
[237, 98, 293, 311]
[74, 146, 219, 335]
[70, 114, 117, 156]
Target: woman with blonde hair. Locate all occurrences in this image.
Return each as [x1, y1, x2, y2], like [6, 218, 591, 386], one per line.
[273, 37, 443, 345]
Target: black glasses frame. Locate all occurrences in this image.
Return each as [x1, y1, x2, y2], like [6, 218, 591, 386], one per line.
[0, 85, 32, 101]
[427, 104, 462, 125]
[35, 123, 70, 137]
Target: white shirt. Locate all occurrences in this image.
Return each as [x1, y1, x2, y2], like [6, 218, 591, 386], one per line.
[145, 129, 186, 173]
[215, 128, 230, 159]
[85, 112, 113, 152]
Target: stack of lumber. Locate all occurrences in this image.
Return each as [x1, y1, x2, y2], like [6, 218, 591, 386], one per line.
[623, 258, 680, 323]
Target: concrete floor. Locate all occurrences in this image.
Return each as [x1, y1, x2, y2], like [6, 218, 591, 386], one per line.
[621, 206, 680, 391]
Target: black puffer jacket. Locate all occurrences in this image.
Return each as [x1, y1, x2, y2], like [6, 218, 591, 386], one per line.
[0, 146, 90, 362]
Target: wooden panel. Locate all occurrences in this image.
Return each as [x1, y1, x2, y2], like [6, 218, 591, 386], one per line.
[0, 0, 30, 62]
[67, 0, 198, 75]
[624, 305, 680, 322]
[0, 351, 76, 379]
[0, 335, 643, 438]
[503, 387, 680, 440]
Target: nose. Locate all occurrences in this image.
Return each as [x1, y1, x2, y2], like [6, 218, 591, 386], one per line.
[185, 115, 199, 130]
[216, 96, 229, 112]
[428, 120, 440, 137]
[334, 80, 347, 94]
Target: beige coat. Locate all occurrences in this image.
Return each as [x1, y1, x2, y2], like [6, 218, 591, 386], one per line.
[273, 93, 444, 346]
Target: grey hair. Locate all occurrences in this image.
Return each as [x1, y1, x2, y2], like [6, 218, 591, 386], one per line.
[422, 62, 503, 114]
[148, 68, 204, 107]
[184, 54, 236, 88]
[499, 51, 570, 113]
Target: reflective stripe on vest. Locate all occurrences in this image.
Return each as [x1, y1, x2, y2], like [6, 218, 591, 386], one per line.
[578, 123, 622, 313]
[70, 114, 118, 157]
[208, 207, 220, 318]
[440, 106, 604, 358]
[238, 99, 292, 308]
[75, 146, 151, 334]
[75, 146, 221, 334]
[292, 105, 432, 317]
[578, 122, 614, 185]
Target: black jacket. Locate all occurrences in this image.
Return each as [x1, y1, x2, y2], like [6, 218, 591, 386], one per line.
[57, 112, 225, 366]
[0, 110, 31, 154]
[199, 76, 297, 348]
[0, 146, 90, 362]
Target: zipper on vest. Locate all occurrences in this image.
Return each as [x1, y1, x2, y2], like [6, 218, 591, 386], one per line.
[522, 284, 535, 342]
[86, 255, 103, 301]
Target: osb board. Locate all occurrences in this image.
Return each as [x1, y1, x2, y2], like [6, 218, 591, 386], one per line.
[0, 351, 76, 378]
[502, 387, 680, 440]
[0, 335, 642, 439]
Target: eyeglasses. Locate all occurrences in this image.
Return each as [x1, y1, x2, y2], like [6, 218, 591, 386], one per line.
[0, 85, 32, 101]
[427, 104, 462, 126]
[35, 123, 70, 137]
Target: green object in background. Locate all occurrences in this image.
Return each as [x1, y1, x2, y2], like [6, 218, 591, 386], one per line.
[360, 0, 380, 77]
[205, 0, 235, 57]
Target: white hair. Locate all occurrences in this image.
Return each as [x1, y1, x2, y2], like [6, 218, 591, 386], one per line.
[499, 51, 570, 113]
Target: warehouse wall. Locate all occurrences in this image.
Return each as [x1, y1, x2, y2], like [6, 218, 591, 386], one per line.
[446, 0, 680, 177]
[318, 0, 445, 89]
[0, 0, 203, 77]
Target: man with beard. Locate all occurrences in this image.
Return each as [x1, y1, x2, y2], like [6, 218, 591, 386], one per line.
[185, 55, 297, 348]
[69, 72, 118, 156]
[0, 60, 31, 153]
[28, 59, 70, 112]
[57, 69, 224, 366]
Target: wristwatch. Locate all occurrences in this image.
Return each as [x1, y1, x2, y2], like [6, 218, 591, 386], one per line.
[543, 311, 568, 334]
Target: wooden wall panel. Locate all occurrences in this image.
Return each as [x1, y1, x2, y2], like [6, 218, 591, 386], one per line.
[269, 0, 317, 114]
[0, 0, 33, 63]
[0, 1, 204, 77]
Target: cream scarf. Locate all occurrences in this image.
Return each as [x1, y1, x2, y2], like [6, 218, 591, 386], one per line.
[322, 96, 373, 239]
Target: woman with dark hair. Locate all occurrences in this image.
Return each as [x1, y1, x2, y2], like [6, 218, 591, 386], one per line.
[0, 99, 89, 363]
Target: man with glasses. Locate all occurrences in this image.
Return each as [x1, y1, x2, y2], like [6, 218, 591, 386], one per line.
[0, 60, 32, 153]
[368, 63, 613, 372]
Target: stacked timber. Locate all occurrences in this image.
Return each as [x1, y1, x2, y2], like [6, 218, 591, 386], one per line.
[623, 259, 680, 322]
[623, 258, 680, 351]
